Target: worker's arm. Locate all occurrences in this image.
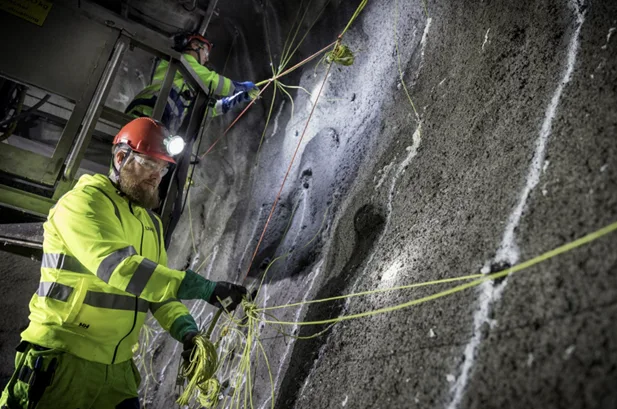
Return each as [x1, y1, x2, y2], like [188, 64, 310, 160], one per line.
[149, 240, 248, 342]
[186, 56, 257, 98]
[187, 57, 235, 97]
[149, 235, 198, 342]
[150, 300, 197, 342]
[50, 185, 215, 303]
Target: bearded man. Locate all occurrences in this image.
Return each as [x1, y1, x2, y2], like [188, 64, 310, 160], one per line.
[0, 117, 247, 409]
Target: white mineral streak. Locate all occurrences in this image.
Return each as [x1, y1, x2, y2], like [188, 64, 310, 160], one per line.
[445, 5, 585, 408]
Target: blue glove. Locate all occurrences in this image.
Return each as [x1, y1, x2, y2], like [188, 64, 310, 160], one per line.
[177, 269, 216, 301]
[232, 81, 258, 93]
[219, 92, 252, 114]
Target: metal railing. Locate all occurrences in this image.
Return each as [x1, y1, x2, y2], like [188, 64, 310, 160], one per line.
[1, 0, 216, 252]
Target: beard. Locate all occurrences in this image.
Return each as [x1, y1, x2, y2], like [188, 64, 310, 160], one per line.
[118, 167, 160, 209]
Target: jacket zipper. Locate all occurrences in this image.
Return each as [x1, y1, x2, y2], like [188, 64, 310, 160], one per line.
[130, 203, 145, 255]
[111, 299, 138, 364]
[111, 203, 145, 364]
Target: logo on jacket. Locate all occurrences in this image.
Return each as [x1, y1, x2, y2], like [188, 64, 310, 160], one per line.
[145, 226, 154, 232]
[79, 322, 90, 329]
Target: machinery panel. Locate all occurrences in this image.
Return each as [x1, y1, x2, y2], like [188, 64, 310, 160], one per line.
[0, 2, 119, 103]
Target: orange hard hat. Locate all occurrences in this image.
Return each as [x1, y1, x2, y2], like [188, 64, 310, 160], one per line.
[173, 32, 213, 53]
[188, 33, 213, 51]
[113, 117, 177, 164]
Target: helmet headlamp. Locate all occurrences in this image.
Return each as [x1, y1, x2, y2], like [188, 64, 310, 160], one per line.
[165, 135, 185, 156]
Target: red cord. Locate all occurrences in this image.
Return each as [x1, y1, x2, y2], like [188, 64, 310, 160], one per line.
[276, 40, 338, 79]
[242, 61, 335, 283]
[198, 80, 274, 160]
[189, 38, 339, 284]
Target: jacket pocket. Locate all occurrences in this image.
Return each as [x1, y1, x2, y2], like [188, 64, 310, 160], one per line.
[10, 346, 64, 408]
[63, 277, 88, 325]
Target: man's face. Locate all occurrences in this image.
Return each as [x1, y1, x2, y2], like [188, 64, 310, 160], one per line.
[115, 151, 168, 209]
[191, 40, 210, 65]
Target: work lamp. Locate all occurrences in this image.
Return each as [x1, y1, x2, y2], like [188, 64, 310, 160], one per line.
[165, 135, 185, 156]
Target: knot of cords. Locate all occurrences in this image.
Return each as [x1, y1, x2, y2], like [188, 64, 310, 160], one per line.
[241, 299, 258, 321]
[325, 43, 354, 66]
[177, 335, 220, 407]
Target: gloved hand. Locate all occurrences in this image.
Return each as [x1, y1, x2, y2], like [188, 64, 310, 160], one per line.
[232, 81, 258, 93]
[219, 92, 253, 114]
[170, 315, 198, 343]
[208, 281, 248, 312]
[177, 269, 216, 301]
[181, 331, 200, 379]
[181, 331, 199, 365]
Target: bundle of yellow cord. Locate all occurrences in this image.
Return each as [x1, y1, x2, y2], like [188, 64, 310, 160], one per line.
[177, 335, 221, 407]
[326, 43, 354, 66]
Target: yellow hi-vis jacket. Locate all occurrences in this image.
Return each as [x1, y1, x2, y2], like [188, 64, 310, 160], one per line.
[21, 174, 194, 364]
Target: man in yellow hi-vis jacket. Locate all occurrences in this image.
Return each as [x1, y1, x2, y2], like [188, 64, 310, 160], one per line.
[126, 32, 259, 133]
[0, 118, 247, 409]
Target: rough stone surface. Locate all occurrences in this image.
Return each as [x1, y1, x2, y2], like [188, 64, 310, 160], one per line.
[1, 0, 616, 408]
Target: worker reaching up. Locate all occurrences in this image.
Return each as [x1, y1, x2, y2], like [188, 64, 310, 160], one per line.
[0, 118, 247, 409]
[126, 32, 259, 133]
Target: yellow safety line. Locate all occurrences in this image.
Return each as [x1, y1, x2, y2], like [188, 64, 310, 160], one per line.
[258, 274, 483, 311]
[257, 220, 617, 325]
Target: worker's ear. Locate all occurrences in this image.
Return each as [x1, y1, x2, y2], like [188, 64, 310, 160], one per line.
[114, 149, 126, 168]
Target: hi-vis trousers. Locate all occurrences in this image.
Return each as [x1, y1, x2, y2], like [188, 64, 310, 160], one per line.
[1, 341, 141, 409]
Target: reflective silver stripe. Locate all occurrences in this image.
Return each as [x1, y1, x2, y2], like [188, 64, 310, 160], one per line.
[150, 298, 178, 314]
[90, 186, 121, 222]
[36, 282, 74, 302]
[125, 259, 157, 297]
[214, 75, 226, 95]
[83, 291, 149, 313]
[167, 96, 180, 116]
[41, 253, 90, 274]
[97, 246, 137, 283]
[227, 79, 235, 95]
[179, 93, 192, 105]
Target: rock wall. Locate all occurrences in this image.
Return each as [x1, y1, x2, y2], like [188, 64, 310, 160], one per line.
[163, 0, 617, 408]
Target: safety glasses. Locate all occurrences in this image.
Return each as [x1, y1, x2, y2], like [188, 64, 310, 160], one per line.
[197, 45, 210, 61]
[132, 153, 170, 177]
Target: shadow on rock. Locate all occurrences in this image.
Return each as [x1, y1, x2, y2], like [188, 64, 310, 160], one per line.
[275, 204, 385, 408]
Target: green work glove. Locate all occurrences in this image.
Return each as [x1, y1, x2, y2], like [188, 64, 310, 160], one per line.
[181, 330, 199, 364]
[169, 315, 198, 342]
[177, 269, 217, 301]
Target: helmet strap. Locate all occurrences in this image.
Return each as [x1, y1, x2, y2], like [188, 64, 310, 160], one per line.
[110, 148, 133, 184]
[185, 47, 202, 61]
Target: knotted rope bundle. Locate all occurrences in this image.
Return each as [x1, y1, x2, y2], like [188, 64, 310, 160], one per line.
[177, 335, 220, 407]
[326, 43, 355, 66]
